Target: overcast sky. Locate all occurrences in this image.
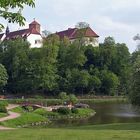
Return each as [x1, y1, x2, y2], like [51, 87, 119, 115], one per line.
[1, 0, 140, 52]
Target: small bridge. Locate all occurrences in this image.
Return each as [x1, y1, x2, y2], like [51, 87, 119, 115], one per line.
[18, 102, 46, 110]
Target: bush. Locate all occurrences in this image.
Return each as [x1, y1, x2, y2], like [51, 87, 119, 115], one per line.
[71, 108, 78, 114]
[57, 107, 71, 115]
[0, 105, 7, 113]
[0, 101, 8, 113]
[34, 108, 47, 116]
[68, 94, 78, 105]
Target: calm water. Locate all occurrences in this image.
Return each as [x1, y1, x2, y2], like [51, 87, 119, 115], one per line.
[53, 103, 140, 126]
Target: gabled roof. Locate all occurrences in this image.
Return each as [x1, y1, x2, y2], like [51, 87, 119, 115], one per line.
[56, 28, 77, 39]
[5, 28, 41, 40]
[0, 33, 4, 40]
[5, 29, 30, 39]
[56, 27, 99, 40]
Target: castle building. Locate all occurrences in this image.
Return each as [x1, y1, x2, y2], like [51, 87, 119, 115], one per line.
[56, 27, 99, 47]
[0, 20, 99, 48]
[0, 20, 42, 48]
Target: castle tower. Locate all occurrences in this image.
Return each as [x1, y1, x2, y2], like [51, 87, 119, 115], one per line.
[29, 19, 41, 33]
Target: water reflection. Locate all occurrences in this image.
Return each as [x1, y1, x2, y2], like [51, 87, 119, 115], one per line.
[54, 103, 140, 126]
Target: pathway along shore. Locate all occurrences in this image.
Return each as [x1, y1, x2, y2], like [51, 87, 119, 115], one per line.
[0, 104, 20, 130]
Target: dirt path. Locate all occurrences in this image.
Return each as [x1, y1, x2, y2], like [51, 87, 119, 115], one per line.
[0, 104, 20, 130]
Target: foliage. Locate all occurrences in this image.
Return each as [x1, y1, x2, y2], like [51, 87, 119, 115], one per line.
[129, 55, 140, 105]
[71, 108, 78, 114]
[0, 64, 8, 88]
[57, 107, 71, 115]
[0, 0, 35, 31]
[0, 36, 131, 96]
[68, 94, 78, 104]
[0, 101, 8, 113]
[58, 92, 68, 104]
[0, 105, 7, 113]
[0, 112, 7, 118]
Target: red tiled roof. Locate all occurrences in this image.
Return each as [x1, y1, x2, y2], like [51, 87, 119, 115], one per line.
[56, 28, 77, 39]
[5, 29, 30, 39]
[5, 28, 41, 40]
[85, 27, 99, 37]
[56, 27, 99, 40]
[0, 33, 4, 39]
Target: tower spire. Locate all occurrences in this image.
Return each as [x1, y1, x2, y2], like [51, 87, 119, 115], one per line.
[6, 26, 10, 35]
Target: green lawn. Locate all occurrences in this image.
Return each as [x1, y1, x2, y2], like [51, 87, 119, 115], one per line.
[0, 123, 140, 140]
[0, 113, 7, 118]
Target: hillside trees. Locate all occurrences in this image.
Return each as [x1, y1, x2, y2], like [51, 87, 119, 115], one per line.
[0, 37, 59, 94]
[0, 36, 131, 96]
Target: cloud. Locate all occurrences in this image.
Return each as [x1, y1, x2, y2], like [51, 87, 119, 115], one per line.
[1, 0, 140, 52]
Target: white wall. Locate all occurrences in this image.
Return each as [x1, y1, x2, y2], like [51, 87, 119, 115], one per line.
[70, 37, 99, 47]
[27, 34, 42, 48]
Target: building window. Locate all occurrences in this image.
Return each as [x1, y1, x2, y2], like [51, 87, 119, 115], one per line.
[35, 39, 41, 44]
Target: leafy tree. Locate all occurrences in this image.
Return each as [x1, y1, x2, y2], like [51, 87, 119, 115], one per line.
[68, 94, 78, 105]
[129, 55, 140, 105]
[100, 70, 120, 96]
[104, 36, 115, 46]
[88, 75, 101, 94]
[75, 22, 90, 29]
[0, 38, 30, 93]
[0, 64, 8, 89]
[0, 0, 35, 31]
[59, 92, 68, 104]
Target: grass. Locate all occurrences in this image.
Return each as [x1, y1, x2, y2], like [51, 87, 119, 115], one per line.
[0, 123, 140, 140]
[0, 113, 7, 118]
[0, 113, 48, 127]
[34, 108, 95, 120]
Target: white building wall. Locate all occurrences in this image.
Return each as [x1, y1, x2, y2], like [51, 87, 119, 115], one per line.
[27, 34, 42, 48]
[70, 37, 99, 47]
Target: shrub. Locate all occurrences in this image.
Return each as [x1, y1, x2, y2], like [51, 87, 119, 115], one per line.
[0, 101, 8, 113]
[68, 94, 78, 105]
[71, 108, 79, 114]
[57, 107, 71, 115]
[34, 108, 47, 116]
[0, 104, 7, 113]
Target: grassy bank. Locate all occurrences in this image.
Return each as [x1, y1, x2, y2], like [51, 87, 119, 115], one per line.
[0, 113, 7, 118]
[34, 108, 95, 120]
[0, 123, 140, 140]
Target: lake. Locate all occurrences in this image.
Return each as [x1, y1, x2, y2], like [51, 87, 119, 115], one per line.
[53, 102, 140, 127]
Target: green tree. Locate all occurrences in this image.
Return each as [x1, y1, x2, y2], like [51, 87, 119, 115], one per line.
[59, 92, 68, 104]
[129, 55, 140, 105]
[68, 94, 78, 105]
[100, 70, 120, 96]
[88, 75, 101, 94]
[0, 38, 30, 93]
[0, 0, 35, 31]
[0, 64, 8, 89]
